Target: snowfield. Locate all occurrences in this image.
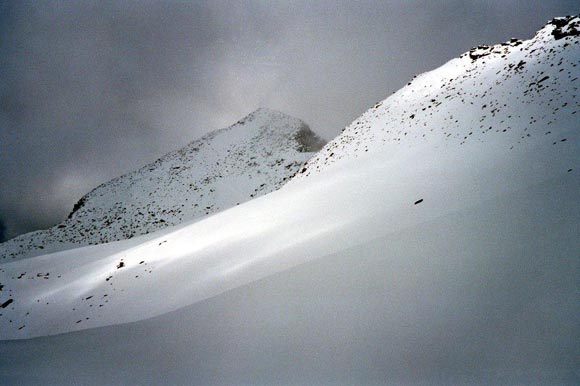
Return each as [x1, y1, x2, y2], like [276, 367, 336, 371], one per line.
[0, 16, 578, 385]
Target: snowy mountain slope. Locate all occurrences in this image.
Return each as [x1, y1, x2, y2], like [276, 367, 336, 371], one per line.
[0, 108, 325, 261]
[0, 136, 576, 340]
[1, 174, 578, 385]
[0, 16, 579, 385]
[292, 16, 579, 180]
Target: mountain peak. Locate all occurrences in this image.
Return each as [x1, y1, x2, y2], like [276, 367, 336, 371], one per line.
[1, 110, 325, 261]
[249, 107, 282, 116]
[226, 108, 326, 153]
[229, 107, 299, 130]
[235, 107, 285, 123]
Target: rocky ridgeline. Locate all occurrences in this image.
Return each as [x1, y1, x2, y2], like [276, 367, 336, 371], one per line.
[293, 15, 579, 179]
[1, 108, 325, 261]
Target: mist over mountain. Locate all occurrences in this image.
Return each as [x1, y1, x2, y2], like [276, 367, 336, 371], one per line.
[1, 1, 578, 240]
[0, 108, 324, 261]
[0, 15, 578, 385]
[0, 16, 580, 385]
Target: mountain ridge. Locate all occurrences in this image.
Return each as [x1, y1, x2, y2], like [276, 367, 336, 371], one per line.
[291, 15, 579, 180]
[0, 107, 325, 261]
[0, 15, 578, 385]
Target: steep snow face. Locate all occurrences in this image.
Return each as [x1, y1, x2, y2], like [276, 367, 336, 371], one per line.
[0, 17, 578, 385]
[0, 108, 325, 261]
[291, 16, 579, 180]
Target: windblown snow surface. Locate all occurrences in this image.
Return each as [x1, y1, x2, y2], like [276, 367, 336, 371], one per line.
[0, 16, 579, 385]
[0, 108, 324, 261]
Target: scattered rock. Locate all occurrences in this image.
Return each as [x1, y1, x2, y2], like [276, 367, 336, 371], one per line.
[1, 299, 14, 308]
[550, 16, 580, 40]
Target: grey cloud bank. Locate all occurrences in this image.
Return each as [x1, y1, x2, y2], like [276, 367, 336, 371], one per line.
[0, 0, 578, 239]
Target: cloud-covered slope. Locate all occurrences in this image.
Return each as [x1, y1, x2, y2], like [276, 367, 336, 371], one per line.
[0, 108, 324, 261]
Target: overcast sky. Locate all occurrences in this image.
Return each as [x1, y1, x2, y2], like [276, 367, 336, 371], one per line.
[0, 0, 578, 240]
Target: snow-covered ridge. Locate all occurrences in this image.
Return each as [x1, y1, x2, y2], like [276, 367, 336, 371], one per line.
[0, 15, 578, 343]
[0, 24, 577, 386]
[292, 15, 579, 179]
[0, 108, 325, 261]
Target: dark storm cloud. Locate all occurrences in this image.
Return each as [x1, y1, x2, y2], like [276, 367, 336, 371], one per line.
[0, 0, 578, 239]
